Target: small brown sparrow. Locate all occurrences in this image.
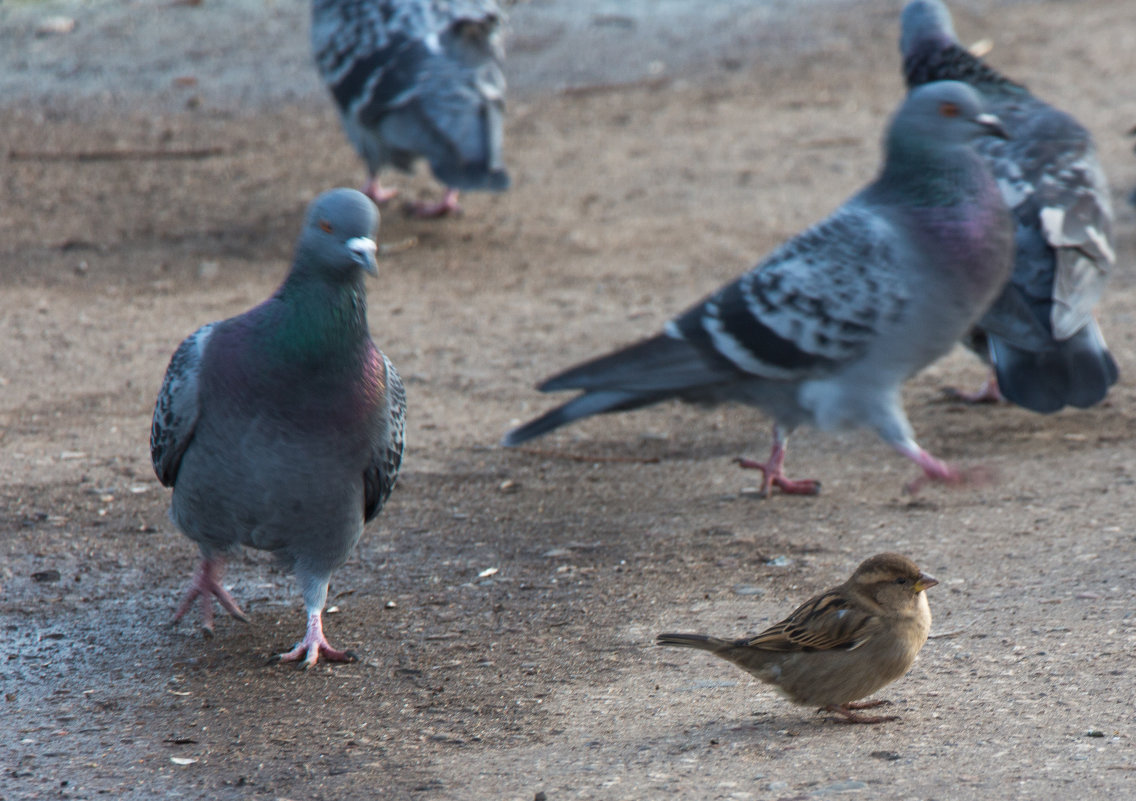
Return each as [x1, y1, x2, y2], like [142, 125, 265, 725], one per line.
[657, 553, 937, 724]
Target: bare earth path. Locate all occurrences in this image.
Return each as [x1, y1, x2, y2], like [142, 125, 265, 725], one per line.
[2, 1, 1136, 799]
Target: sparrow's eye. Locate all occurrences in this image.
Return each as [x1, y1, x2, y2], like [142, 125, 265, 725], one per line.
[894, 576, 910, 585]
[319, 220, 334, 233]
[939, 102, 960, 118]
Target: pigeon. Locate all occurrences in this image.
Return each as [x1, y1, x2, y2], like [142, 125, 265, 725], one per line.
[311, 0, 510, 217]
[151, 188, 406, 667]
[503, 81, 1014, 495]
[901, 0, 1117, 413]
[657, 553, 937, 724]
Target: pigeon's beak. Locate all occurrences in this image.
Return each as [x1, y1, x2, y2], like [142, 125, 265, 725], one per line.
[913, 572, 939, 593]
[976, 112, 1010, 140]
[347, 236, 379, 276]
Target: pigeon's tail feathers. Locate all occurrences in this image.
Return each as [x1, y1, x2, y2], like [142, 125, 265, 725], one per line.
[656, 633, 733, 652]
[989, 321, 1118, 413]
[503, 334, 737, 446]
[539, 333, 731, 395]
[435, 161, 510, 192]
[380, 96, 509, 192]
[501, 389, 660, 447]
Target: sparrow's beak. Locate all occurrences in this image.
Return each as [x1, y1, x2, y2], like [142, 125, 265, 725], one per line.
[976, 112, 1010, 141]
[913, 572, 939, 593]
[347, 236, 379, 276]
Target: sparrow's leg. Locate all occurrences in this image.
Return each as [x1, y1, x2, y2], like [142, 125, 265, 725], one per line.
[826, 704, 899, 724]
[844, 699, 892, 710]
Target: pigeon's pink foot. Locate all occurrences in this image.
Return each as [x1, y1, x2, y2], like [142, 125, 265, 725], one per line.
[943, 373, 1003, 404]
[362, 177, 400, 206]
[736, 456, 821, 496]
[735, 427, 820, 496]
[826, 703, 899, 724]
[405, 188, 461, 218]
[275, 611, 357, 669]
[898, 444, 993, 495]
[171, 556, 249, 633]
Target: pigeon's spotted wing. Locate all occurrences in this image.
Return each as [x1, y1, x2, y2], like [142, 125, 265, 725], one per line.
[363, 353, 406, 522]
[668, 206, 909, 380]
[150, 323, 215, 487]
[740, 589, 880, 653]
[313, 0, 407, 113]
[978, 104, 1114, 343]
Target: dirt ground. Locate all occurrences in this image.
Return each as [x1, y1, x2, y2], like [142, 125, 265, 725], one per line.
[3, 1, 1136, 799]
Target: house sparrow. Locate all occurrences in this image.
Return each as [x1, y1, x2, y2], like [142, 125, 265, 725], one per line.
[657, 553, 937, 724]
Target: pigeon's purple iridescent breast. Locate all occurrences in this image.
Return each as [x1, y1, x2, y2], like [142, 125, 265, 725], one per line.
[908, 200, 1012, 304]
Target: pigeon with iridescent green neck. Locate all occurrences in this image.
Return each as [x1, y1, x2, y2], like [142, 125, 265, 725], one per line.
[151, 188, 405, 667]
[901, 0, 1117, 413]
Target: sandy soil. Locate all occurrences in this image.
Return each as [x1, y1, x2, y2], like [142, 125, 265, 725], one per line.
[3, 1, 1136, 799]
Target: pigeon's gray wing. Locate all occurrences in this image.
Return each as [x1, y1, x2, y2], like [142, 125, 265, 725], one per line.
[550, 208, 909, 394]
[150, 323, 215, 487]
[312, 0, 404, 99]
[363, 354, 405, 522]
[976, 104, 1114, 345]
[662, 206, 910, 382]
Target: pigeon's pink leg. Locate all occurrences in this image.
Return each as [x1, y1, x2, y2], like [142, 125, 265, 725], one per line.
[171, 556, 249, 633]
[943, 371, 1003, 404]
[362, 176, 400, 206]
[405, 188, 461, 218]
[736, 427, 821, 497]
[896, 442, 991, 494]
[275, 610, 357, 669]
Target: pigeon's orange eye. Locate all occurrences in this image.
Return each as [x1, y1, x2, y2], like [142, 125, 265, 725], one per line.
[939, 102, 960, 118]
[319, 220, 334, 233]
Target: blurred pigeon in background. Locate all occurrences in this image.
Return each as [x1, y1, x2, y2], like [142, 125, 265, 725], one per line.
[901, 0, 1117, 413]
[312, 0, 510, 217]
[151, 188, 406, 667]
[503, 82, 1014, 496]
